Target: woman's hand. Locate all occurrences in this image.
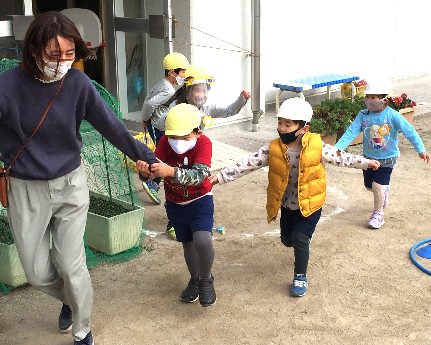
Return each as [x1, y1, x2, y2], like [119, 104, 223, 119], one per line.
[136, 160, 152, 178]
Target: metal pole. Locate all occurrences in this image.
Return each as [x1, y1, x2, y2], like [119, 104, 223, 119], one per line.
[251, 0, 263, 132]
[163, 0, 173, 54]
[23, 0, 33, 15]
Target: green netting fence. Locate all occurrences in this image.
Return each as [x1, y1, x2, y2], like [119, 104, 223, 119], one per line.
[0, 59, 148, 294]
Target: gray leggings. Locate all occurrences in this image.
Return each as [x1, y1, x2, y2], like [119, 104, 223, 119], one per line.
[182, 231, 214, 279]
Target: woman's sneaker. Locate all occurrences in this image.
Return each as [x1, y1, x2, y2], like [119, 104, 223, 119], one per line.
[290, 274, 308, 297]
[58, 303, 72, 333]
[368, 211, 385, 229]
[180, 278, 199, 303]
[142, 180, 161, 205]
[198, 275, 217, 307]
[74, 331, 94, 345]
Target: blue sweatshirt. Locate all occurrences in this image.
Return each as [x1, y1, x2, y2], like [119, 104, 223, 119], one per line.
[335, 106, 426, 159]
[0, 66, 157, 180]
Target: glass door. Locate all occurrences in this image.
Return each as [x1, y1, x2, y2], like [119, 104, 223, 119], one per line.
[104, 0, 171, 122]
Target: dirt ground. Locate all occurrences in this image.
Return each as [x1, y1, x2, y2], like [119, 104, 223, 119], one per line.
[1, 114, 431, 345]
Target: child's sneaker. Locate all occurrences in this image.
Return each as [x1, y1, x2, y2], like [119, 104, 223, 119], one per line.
[142, 180, 161, 205]
[180, 278, 199, 303]
[165, 221, 176, 240]
[290, 274, 308, 297]
[58, 303, 72, 333]
[198, 275, 217, 307]
[368, 211, 385, 229]
[74, 331, 94, 345]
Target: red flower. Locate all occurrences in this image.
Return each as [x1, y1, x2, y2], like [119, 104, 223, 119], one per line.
[389, 93, 416, 111]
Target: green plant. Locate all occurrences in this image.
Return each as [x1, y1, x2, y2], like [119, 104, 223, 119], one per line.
[310, 96, 365, 138]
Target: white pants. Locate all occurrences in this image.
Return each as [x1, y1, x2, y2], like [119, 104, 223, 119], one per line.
[7, 165, 92, 341]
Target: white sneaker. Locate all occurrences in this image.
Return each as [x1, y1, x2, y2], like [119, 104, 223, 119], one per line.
[368, 211, 385, 229]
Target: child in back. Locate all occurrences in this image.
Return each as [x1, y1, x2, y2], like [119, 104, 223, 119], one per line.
[210, 98, 380, 297]
[136, 103, 217, 307]
[140, 52, 190, 212]
[335, 80, 429, 229]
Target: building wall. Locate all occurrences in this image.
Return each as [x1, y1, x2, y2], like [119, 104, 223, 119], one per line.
[179, 0, 430, 119]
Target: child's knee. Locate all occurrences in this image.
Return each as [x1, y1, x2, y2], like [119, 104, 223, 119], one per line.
[280, 235, 293, 247]
[291, 231, 310, 251]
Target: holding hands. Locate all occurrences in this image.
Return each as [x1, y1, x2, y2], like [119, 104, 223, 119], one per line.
[208, 175, 219, 185]
[368, 159, 381, 171]
[136, 158, 175, 179]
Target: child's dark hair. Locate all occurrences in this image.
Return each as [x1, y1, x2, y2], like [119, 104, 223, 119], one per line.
[192, 127, 200, 134]
[165, 68, 183, 77]
[172, 84, 187, 104]
[293, 120, 307, 127]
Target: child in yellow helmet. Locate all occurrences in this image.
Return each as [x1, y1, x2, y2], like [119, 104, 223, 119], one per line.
[170, 65, 251, 127]
[137, 103, 217, 307]
[141, 52, 190, 239]
[210, 98, 380, 297]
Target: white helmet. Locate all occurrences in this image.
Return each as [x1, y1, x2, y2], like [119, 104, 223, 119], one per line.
[364, 80, 392, 95]
[276, 97, 313, 122]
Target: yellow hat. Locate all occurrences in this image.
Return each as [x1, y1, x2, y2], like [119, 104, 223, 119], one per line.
[165, 104, 202, 136]
[162, 52, 190, 70]
[184, 65, 215, 87]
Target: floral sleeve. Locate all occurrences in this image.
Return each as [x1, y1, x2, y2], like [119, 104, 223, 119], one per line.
[216, 144, 269, 184]
[322, 142, 369, 169]
[173, 163, 211, 186]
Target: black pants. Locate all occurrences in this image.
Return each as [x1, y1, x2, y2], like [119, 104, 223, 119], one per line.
[280, 207, 322, 275]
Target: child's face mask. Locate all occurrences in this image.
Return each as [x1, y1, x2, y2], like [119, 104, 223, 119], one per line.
[168, 137, 197, 154]
[365, 98, 385, 113]
[175, 75, 185, 86]
[278, 128, 302, 144]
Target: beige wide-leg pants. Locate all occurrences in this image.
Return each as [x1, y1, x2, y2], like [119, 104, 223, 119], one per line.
[7, 165, 92, 341]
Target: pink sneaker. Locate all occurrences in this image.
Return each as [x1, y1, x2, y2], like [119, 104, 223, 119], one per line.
[368, 211, 385, 229]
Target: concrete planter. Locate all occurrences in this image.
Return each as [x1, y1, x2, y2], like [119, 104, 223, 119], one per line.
[85, 192, 145, 255]
[0, 242, 27, 287]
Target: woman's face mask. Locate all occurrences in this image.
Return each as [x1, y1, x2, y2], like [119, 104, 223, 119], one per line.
[40, 58, 73, 81]
[168, 137, 197, 154]
[365, 98, 385, 113]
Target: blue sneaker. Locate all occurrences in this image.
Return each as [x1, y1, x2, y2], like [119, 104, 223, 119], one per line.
[142, 180, 161, 205]
[290, 274, 308, 297]
[74, 331, 94, 345]
[58, 303, 72, 333]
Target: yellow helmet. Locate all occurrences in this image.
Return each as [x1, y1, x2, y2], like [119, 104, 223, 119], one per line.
[162, 52, 190, 70]
[184, 65, 215, 87]
[165, 104, 202, 136]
